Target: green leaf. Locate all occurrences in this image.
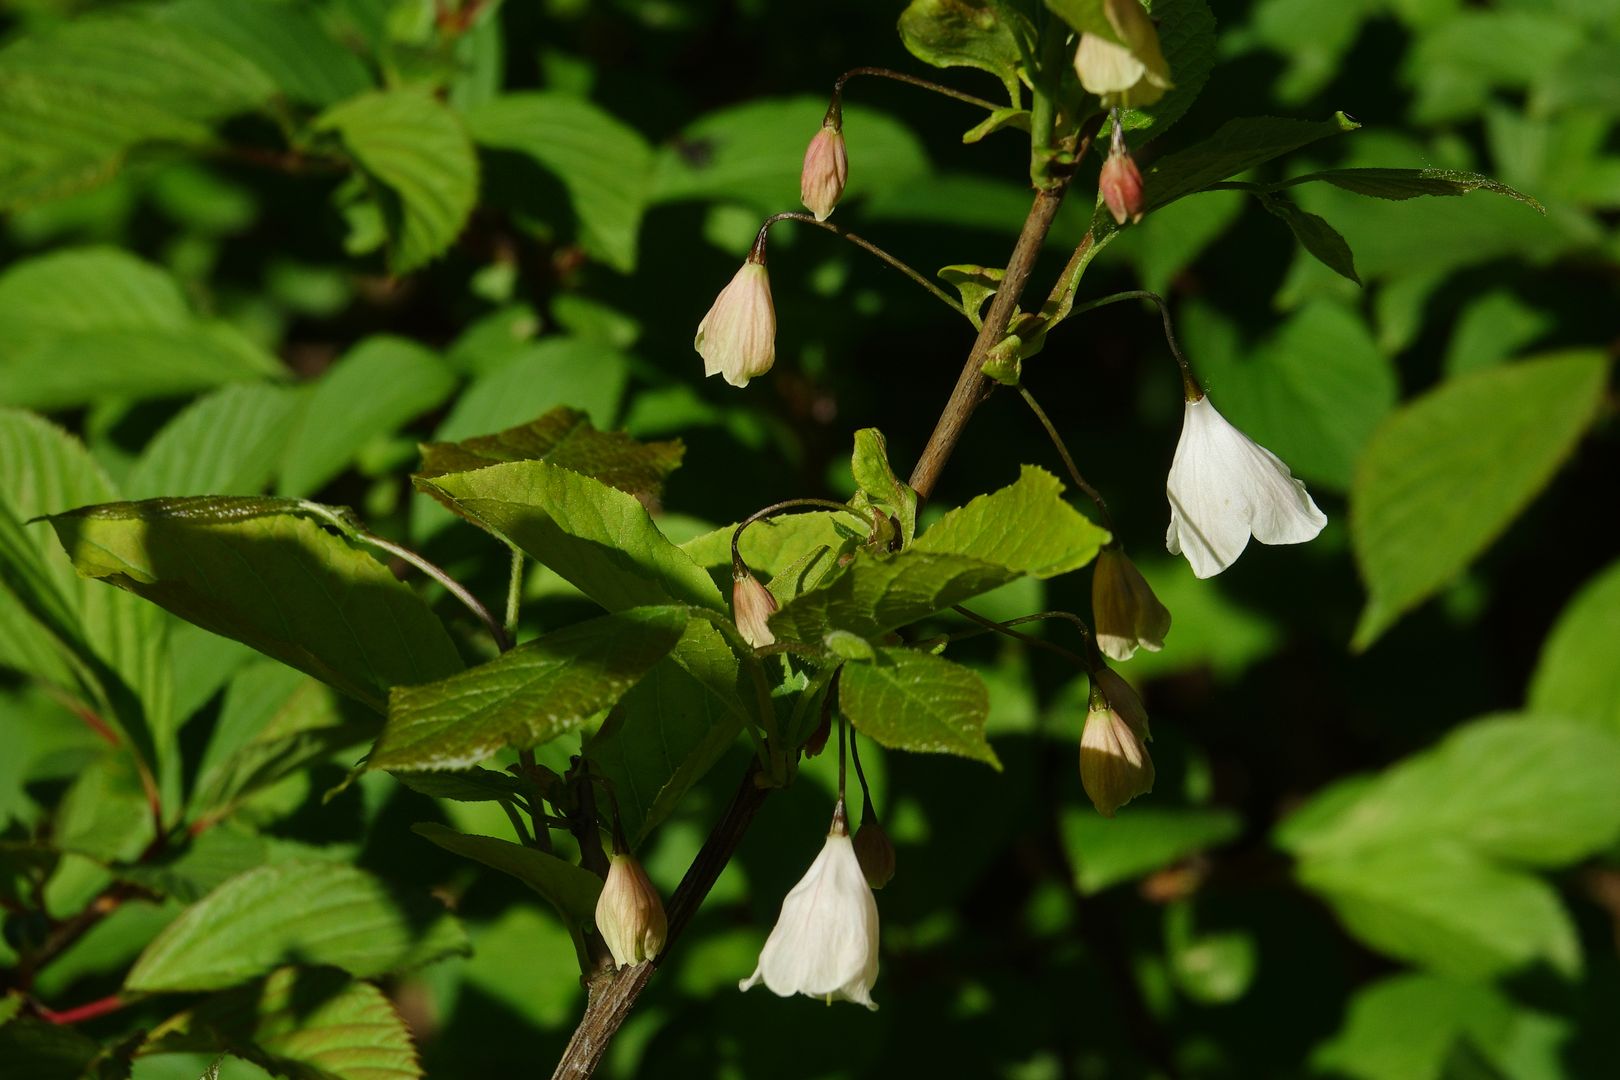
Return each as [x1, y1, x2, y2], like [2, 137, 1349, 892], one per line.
[0, 1017, 128, 1080]
[125, 385, 305, 500]
[145, 967, 420, 1080]
[434, 339, 631, 437]
[47, 497, 464, 713]
[412, 823, 601, 925]
[317, 90, 478, 274]
[1141, 113, 1360, 212]
[898, 0, 1031, 100]
[277, 337, 457, 498]
[1059, 804, 1241, 894]
[650, 97, 929, 214]
[1443, 289, 1553, 379]
[117, 827, 269, 905]
[1351, 352, 1609, 648]
[1296, 840, 1579, 980]
[1278, 714, 1620, 868]
[0, 248, 283, 409]
[370, 607, 688, 772]
[840, 645, 998, 767]
[850, 429, 918, 545]
[464, 93, 654, 272]
[392, 767, 524, 804]
[160, 0, 374, 107]
[1259, 195, 1360, 284]
[1529, 560, 1620, 734]
[417, 406, 682, 502]
[586, 621, 749, 843]
[416, 461, 724, 613]
[1280, 167, 1545, 213]
[679, 511, 855, 577]
[125, 861, 468, 992]
[911, 465, 1110, 572]
[937, 264, 1005, 329]
[1119, 0, 1217, 141]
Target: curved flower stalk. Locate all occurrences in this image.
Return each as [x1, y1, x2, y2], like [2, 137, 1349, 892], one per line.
[1072, 0, 1172, 109]
[739, 801, 880, 1009]
[1165, 395, 1327, 578]
[695, 252, 776, 387]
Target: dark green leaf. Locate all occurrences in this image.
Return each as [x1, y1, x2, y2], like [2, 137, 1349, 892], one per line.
[125, 861, 468, 992]
[1351, 352, 1609, 648]
[393, 767, 524, 804]
[0, 1017, 129, 1080]
[840, 645, 998, 767]
[317, 91, 479, 274]
[465, 94, 654, 272]
[416, 406, 682, 501]
[1120, 0, 1217, 141]
[1281, 167, 1544, 213]
[416, 461, 724, 613]
[1142, 113, 1360, 211]
[370, 606, 687, 772]
[412, 823, 601, 925]
[1259, 195, 1360, 283]
[160, 0, 374, 107]
[46, 497, 465, 712]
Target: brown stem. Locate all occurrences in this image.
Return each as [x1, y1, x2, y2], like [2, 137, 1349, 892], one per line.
[550, 767, 769, 1079]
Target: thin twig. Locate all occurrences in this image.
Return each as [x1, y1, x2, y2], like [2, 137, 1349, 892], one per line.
[834, 66, 1002, 112]
[1067, 289, 1202, 398]
[951, 605, 1092, 670]
[1015, 383, 1116, 535]
[757, 212, 967, 317]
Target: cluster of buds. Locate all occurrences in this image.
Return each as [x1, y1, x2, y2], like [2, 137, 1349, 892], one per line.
[740, 800, 881, 1008]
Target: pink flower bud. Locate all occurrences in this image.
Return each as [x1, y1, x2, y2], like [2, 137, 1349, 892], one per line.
[800, 123, 849, 222]
[695, 258, 776, 388]
[1100, 140, 1145, 226]
[732, 568, 778, 648]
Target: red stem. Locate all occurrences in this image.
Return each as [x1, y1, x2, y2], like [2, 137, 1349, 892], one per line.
[38, 993, 127, 1025]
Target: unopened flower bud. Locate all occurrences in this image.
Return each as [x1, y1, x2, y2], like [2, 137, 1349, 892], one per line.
[695, 255, 775, 388]
[1079, 671, 1154, 817]
[852, 814, 896, 890]
[1092, 547, 1171, 661]
[732, 568, 778, 648]
[595, 852, 667, 969]
[1099, 130, 1145, 226]
[800, 122, 848, 222]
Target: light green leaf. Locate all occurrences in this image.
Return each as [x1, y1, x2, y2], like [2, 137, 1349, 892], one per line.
[1278, 713, 1620, 868]
[1142, 113, 1360, 212]
[1351, 351, 1609, 648]
[117, 827, 269, 905]
[464, 93, 654, 272]
[126, 384, 305, 500]
[1259, 195, 1360, 284]
[912, 465, 1110, 572]
[1529, 560, 1620, 734]
[680, 511, 855, 576]
[432, 338, 631, 437]
[899, 0, 1030, 100]
[937, 264, 1005, 329]
[840, 645, 998, 767]
[416, 406, 682, 502]
[318, 90, 478, 274]
[650, 97, 929, 214]
[370, 607, 688, 772]
[0, 248, 283, 409]
[851, 429, 918, 545]
[146, 967, 421, 1080]
[277, 337, 456, 498]
[47, 497, 464, 713]
[126, 861, 468, 992]
[1443, 289, 1552, 379]
[416, 461, 724, 613]
[586, 621, 748, 843]
[412, 823, 601, 925]
[1297, 840, 1579, 980]
[1059, 804, 1241, 894]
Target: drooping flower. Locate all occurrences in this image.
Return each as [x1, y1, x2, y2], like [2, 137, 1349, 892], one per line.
[1073, 0, 1173, 109]
[1165, 394, 1327, 579]
[739, 802, 880, 1009]
[1092, 546, 1171, 661]
[1099, 126, 1145, 225]
[695, 256, 776, 387]
[1079, 669, 1154, 817]
[732, 568, 778, 648]
[800, 122, 849, 222]
[595, 852, 667, 969]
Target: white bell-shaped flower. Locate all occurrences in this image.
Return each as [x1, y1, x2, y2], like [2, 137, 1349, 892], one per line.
[731, 568, 778, 648]
[695, 257, 776, 388]
[1165, 395, 1326, 578]
[739, 803, 879, 1009]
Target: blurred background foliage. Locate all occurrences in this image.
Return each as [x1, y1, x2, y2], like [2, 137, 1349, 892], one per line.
[1, 0, 1618, 1077]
